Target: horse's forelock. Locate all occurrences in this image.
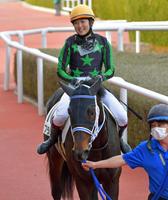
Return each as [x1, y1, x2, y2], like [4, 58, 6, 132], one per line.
[73, 84, 90, 95]
[74, 80, 105, 98]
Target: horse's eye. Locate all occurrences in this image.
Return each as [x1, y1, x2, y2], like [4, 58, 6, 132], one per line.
[87, 106, 95, 121]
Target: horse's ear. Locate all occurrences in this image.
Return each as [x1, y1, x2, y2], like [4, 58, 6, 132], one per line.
[89, 77, 102, 95]
[59, 81, 75, 97]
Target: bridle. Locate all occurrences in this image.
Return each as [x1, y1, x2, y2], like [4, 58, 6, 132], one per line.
[70, 94, 105, 150]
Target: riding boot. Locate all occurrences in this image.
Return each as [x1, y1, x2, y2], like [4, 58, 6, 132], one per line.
[37, 124, 60, 155]
[119, 126, 132, 153]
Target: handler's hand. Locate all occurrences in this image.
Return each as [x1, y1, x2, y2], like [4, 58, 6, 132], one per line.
[82, 161, 96, 171]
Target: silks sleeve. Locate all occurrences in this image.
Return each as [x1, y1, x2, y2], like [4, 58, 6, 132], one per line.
[101, 40, 115, 80]
[57, 41, 73, 81]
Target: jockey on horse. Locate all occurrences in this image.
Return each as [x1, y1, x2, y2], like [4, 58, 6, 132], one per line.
[37, 4, 131, 155]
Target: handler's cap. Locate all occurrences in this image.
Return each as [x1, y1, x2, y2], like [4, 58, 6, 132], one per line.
[147, 104, 168, 123]
[70, 4, 95, 23]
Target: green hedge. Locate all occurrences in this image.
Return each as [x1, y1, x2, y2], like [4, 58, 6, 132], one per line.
[26, 0, 53, 8]
[14, 49, 168, 147]
[111, 50, 168, 147]
[92, 0, 168, 46]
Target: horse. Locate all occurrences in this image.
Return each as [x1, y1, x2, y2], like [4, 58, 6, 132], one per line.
[45, 77, 122, 200]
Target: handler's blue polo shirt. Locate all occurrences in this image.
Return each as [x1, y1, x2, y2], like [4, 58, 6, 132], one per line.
[122, 139, 168, 199]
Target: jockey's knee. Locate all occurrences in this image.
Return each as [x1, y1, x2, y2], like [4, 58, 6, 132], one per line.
[117, 111, 128, 127]
[52, 115, 67, 127]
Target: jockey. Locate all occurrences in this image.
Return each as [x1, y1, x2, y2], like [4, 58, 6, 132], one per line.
[37, 4, 131, 154]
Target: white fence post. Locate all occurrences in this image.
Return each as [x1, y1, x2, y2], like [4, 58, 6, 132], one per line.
[4, 37, 11, 91]
[136, 31, 140, 53]
[67, 0, 70, 8]
[17, 49, 23, 103]
[17, 32, 24, 103]
[88, 0, 92, 8]
[71, 0, 74, 9]
[42, 30, 47, 48]
[105, 31, 112, 45]
[62, 0, 92, 10]
[120, 87, 128, 142]
[37, 57, 44, 116]
[117, 28, 124, 51]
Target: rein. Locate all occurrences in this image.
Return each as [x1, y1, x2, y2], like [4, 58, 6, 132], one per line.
[82, 160, 112, 200]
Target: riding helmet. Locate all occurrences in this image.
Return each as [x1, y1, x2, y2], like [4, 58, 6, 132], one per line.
[147, 104, 168, 123]
[70, 4, 95, 23]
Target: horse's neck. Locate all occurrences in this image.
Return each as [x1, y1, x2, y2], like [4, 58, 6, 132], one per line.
[91, 102, 108, 150]
[98, 101, 105, 125]
[91, 125, 108, 150]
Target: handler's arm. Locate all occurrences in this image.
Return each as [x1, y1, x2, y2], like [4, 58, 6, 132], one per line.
[82, 155, 126, 171]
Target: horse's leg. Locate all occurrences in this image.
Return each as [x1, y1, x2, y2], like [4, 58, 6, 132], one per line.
[91, 186, 98, 200]
[75, 178, 98, 200]
[47, 146, 64, 200]
[102, 169, 121, 200]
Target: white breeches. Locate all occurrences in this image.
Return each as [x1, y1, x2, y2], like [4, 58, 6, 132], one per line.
[52, 93, 70, 127]
[101, 90, 128, 127]
[52, 89, 128, 127]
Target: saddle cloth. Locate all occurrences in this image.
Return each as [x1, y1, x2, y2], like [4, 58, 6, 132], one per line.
[43, 102, 70, 143]
[43, 103, 118, 138]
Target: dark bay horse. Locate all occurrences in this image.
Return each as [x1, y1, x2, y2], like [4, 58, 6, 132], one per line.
[46, 77, 121, 200]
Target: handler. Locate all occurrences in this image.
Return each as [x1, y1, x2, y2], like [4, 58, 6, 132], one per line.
[82, 103, 168, 200]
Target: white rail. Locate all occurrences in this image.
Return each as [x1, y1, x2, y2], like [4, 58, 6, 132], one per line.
[62, 0, 92, 12]
[2, 21, 168, 52]
[0, 22, 168, 115]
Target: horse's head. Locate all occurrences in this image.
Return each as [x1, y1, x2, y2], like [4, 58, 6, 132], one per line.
[60, 77, 104, 161]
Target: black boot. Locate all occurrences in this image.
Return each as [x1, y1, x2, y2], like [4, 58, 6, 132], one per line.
[37, 124, 60, 155]
[119, 126, 132, 153]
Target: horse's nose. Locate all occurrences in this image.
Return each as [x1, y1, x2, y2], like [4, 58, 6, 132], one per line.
[73, 149, 89, 161]
[81, 149, 89, 160]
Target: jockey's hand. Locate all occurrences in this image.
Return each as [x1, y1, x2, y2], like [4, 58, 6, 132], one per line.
[71, 77, 92, 86]
[82, 160, 97, 171]
[95, 75, 105, 82]
[100, 75, 105, 81]
[70, 78, 81, 86]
